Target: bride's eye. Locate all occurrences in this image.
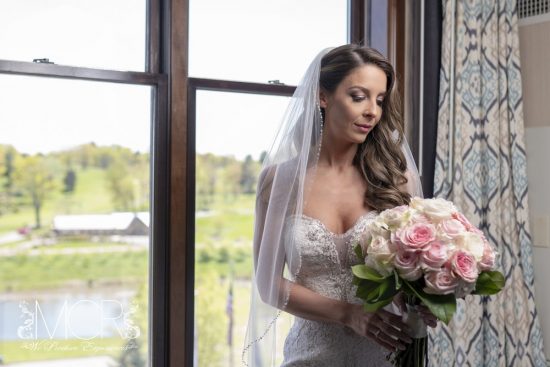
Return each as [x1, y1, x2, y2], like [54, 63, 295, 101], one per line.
[351, 95, 365, 102]
[376, 99, 384, 106]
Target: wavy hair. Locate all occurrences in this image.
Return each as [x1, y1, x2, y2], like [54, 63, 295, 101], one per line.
[320, 44, 411, 211]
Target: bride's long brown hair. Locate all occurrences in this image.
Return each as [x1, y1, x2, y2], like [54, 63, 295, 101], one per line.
[320, 44, 411, 211]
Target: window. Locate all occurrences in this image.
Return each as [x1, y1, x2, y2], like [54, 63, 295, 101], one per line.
[0, 2, 168, 366]
[189, 0, 347, 84]
[0, 0, 147, 71]
[189, 2, 351, 366]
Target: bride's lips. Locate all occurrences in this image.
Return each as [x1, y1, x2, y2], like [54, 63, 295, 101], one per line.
[354, 123, 373, 133]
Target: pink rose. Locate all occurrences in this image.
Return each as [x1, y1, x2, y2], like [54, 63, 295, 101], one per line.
[397, 223, 436, 252]
[438, 219, 466, 240]
[424, 267, 459, 295]
[420, 240, 450, 270]
[479, 240, 496, 271]
[450, 250, 479, 283]
[394, 250, 422, 281]
[452, 212, 474, 231]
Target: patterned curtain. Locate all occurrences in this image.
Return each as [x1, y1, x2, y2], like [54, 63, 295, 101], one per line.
[428, 0, 547, 366]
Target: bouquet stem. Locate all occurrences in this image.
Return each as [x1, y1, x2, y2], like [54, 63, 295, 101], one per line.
[387, 297, 428, 367]
[387, 332, 427, 367]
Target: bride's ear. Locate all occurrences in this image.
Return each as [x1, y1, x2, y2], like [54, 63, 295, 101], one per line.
[319, 90, 329, 109]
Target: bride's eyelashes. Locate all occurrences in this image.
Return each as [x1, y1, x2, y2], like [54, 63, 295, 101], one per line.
[351, 94, 366, 102]
[349, 94, 384, 106]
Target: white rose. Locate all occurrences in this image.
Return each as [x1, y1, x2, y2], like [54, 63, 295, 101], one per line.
[366, 236, 396, 274]
[379, 206, 411, 229]
[409, 197, 425, 211]
[420, 198, 457, 222]
[359, 230, 373, 255]
[455, 232, 484, 261]
[365, 255, 393, 277]
[367, 219, 390, 240]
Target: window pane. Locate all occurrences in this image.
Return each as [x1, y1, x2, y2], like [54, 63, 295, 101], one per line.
[194, 90, 293, 366]
[0, 74, 151, 366]
[189, 0, 348, 85]
[0, 0, 146, 71]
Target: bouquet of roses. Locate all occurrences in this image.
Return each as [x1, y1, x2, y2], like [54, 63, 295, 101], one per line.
[352, 197, 505, 366]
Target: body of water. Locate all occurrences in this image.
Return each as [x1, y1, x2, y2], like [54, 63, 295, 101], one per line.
[0, 289, 137, 341]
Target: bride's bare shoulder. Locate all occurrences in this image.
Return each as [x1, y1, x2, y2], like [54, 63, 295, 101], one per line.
[257, 159, 301, 202]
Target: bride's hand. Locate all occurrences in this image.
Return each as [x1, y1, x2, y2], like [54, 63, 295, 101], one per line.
[416, 305, 437, 328]
[392, 292, 437, 328]
[343, 304, 413, 352]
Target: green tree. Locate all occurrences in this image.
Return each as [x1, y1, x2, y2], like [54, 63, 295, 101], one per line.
[105, 159, 135, 211]
[196, 154, 217, 210]
[76, 142, 96, 169]
[3, 148, 15, 190]
[105, 152, 149, 212]
[218, 159, 242, 201]
[239, 155, 257, 194]
[196, 272, 226, 367]
[13, 155, 58, 228]
[0, 145, 18, 215]
[63, 168, 77, 193]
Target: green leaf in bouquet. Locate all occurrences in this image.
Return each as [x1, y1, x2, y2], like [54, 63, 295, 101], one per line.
[402, 280, 457, 325]
[393, 270, 402, 291]
[356, 279, 381, 300]
[370, 276, 399, 303]
[353, 243, 365, 263]
[351, 264, 386, 282]
[473, 271, 505, 295]
[363, 297, 393, 312]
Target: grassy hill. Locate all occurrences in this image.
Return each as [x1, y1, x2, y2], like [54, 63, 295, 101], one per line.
[0, 168, 118, 235]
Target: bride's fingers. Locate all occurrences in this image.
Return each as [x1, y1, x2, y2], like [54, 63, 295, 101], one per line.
[379, 323, 412, 343]
[392, 292, 407, 313]
[377, 331, 407, 351]
[371, 314, 412, 344]
[421, 315, 437, 328]
[417, 307, 438, 327]
[368, 329, 402, 352]
[377, 309, 412, 335]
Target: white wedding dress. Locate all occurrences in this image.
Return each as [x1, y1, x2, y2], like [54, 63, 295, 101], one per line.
[281, 211, 392, 367]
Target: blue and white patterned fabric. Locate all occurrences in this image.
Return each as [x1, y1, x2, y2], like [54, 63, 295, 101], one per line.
[430, 0, 547, 365]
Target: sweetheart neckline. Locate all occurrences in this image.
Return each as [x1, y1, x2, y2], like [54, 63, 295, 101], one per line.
[298, 211, 377, 238]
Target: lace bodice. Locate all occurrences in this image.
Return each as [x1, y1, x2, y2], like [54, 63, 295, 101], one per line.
[281, 211, 392, 367]
[288, 212, 376, 302]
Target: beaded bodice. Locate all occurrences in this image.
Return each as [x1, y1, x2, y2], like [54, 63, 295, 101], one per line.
[281, 211, 392, 367]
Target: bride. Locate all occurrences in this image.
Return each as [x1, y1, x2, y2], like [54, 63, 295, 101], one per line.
[243, 44, 437, 366]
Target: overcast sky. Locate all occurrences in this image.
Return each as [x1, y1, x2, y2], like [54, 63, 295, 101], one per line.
[0, 0, 347, 160]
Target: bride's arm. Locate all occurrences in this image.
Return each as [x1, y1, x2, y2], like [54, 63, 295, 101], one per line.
[253, 167, 412, 351]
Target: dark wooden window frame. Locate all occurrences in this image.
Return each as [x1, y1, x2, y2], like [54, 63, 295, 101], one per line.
[180, 1, 414, 365]
[0, 0, 413, 365]
[0, 2, 409, 366]
[185, 80, 294, 367]
[0, 0, 173, 366]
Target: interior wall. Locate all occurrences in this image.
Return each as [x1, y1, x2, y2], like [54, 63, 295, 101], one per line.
[520, 16, 550, 359]
[520, 19, 550, 128]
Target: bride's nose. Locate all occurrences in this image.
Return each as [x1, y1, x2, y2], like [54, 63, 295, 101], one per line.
[362, 101, 376, 118]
